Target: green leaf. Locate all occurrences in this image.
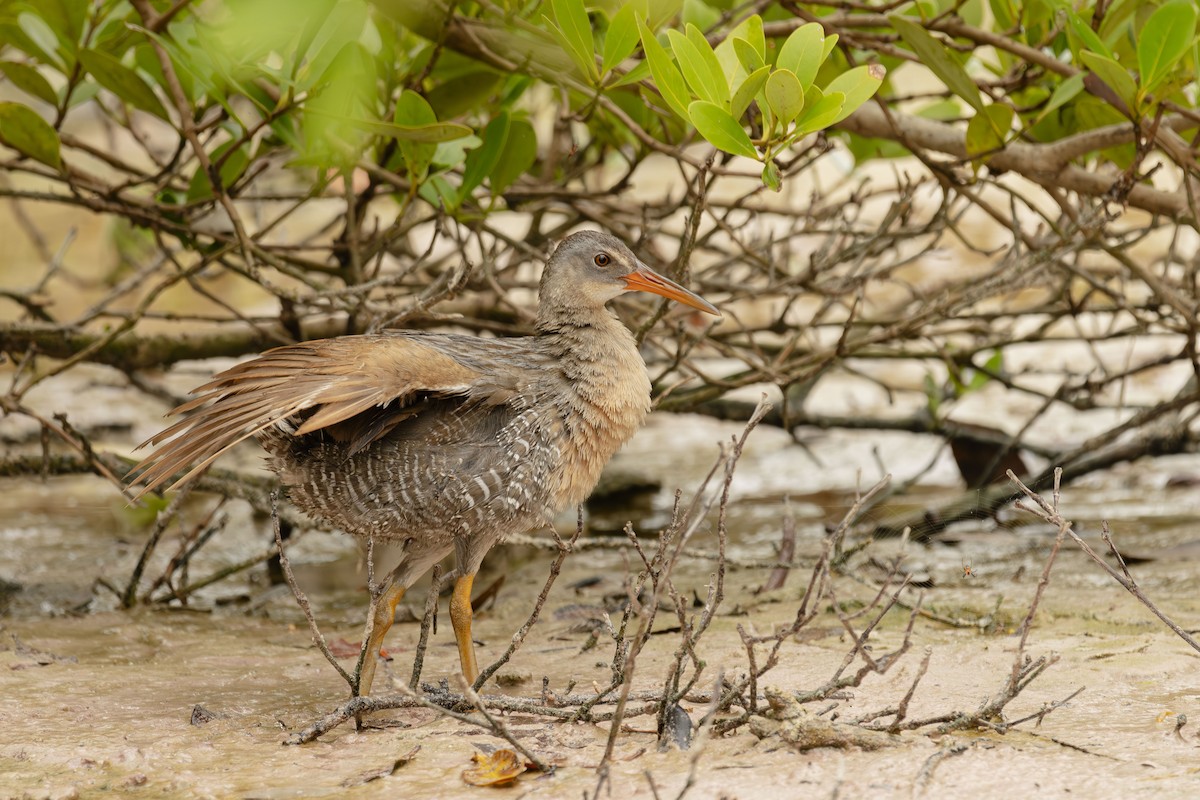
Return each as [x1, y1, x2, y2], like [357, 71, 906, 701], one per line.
[1138, 0, 1197, 95]
[394, 89, 438, 179]
[460, 112, 508, 201]
[1080, 51, 1137, 114]
[38, 0, 87, 59]
[1021, 0, 1055, 44]
[490, 117, 537, 195]
[324, 114, 472, 143]
[732, 37, 764, 73]
[965, 103, 1014, 159]
[601, 4, 640, 75]
[715, 15, 764, 78]
[0, 101, 61, 168]
[776, 22, 824, 91]
[685, 23, 730, 104]
[820, 33, 839, 62]
[762, 159, 781, 191]
[40, 0, 87, 44]
[426, 71, 503, 119]
[917, 99, 962, 120]
[1065, 11, 1113, 60]
[17, 12, 64, 68]
[823, 64, 886, 124]
[890, 15, 985, 113]
[764, 69, 803, 127]
[688, 100, 758, 158]
[610, 59, 652, 87]
[645, 0, 683, 30]
[988, 0, 1017, 32]
[982, 348, 1003, 377]
[0, 23, 55, 68]
[419, 173, 458, 210]
[795, 88, 845, 135]
[300, 40, 379, 169]
[0, 62, 58, 105]
[682, 0, 720, 31]
[431, 134, 480, 170]
[78, 49, 170, 120]
[731, 65, 769, 120]
[667, 27, 728, 108]
[1037, 72, 1085, 122]
[548, 0, 598, 83]
[187, 141, 250, 202]
[638, 18, 692, 120]
[544, 23, 596, 84]
[844, 131, 910, 162]
[960, 0, 985, 29]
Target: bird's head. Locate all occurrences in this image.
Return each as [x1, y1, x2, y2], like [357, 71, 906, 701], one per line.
[539, 230, 720, 318]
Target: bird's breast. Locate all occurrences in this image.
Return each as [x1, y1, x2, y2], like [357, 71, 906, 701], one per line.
[546, 359, 652, 511]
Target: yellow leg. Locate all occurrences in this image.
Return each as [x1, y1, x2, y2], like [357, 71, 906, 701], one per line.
[357, 582, 406, 699]
[449, 572, 479, 684]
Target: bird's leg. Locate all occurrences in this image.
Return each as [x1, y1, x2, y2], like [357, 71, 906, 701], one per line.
[354, 572, 406, 702]
[448, 571, 479, 685]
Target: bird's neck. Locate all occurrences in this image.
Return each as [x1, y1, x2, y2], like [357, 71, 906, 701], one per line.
[534, 303, 653, 509]
[535, 304, 638, 370]
[534, 297, 619, 335]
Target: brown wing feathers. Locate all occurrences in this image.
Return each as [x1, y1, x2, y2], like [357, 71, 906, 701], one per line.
[128, 335, 484, 499]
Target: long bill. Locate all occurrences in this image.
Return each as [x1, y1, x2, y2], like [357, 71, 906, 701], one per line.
[621, 261, 721, 316]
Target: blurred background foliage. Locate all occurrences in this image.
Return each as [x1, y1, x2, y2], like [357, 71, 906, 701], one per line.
[0, 0, 1198, 536]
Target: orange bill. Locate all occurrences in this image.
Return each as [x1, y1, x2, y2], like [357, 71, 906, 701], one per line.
[622, 262, 721, 316]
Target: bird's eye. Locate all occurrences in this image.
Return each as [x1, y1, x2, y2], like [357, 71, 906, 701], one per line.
[594, 253, 611, 267]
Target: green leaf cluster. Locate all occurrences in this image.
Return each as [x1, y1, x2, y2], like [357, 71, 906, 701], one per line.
[879, 0, 1199, 169]
[627, 13, 883, 188]
[7, 1, 1182, 221]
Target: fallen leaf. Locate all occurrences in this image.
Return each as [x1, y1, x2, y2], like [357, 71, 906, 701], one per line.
[462, 748, 526, 787]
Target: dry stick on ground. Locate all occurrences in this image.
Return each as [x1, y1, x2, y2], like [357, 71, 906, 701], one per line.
[673, 672, 725, 800]
[350, 537, 382, 703]
[141, 497, 228, 603]
[910, 741, 970, 799]
[592, 398, 771, 799]
[930, 515, 1065, 734]
[472, 507, 586, 691]
[270, 491, 355, 690]
[291, 673, 554, 760]
[757, 510, 796, 593]
[1009, 468, 1200, 656]
[458, 679, 551, 773]
[563, 512, 672, 727]
[655, 399, 771, 743]
[805, 576, 919, 702]
[121, 481, 195, 607]
[151, 536, 297, 604]
[880, 471, 1074, 734]
[710, 474, 892, 734]
[888, 645, 933, 734]
[290, 687, 689, 743]
[408, 564, 443, 691]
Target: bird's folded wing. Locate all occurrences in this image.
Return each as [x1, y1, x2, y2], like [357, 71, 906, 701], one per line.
[127, 335, 492, 498]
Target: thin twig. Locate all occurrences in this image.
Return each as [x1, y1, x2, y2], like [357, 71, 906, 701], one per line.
[270, 491, 354, 689]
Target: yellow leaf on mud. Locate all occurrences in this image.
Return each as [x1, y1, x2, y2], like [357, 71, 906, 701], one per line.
[462, 749, 526, 787]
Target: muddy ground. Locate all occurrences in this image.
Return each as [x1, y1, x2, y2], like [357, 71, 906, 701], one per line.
[4, 405, 1200, 799]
